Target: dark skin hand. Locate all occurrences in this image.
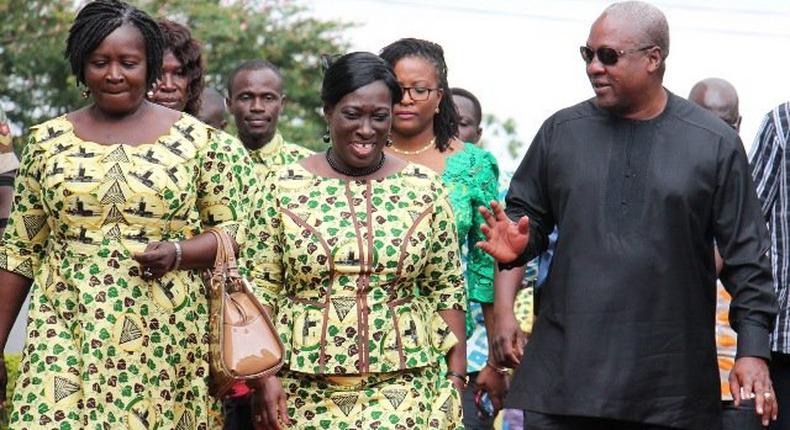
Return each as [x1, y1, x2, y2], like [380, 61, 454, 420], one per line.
[474, 304, 508, 414]
[476, 201, 530, 264]
[131, 232, 237, 280]
[731, 357, 778, 426]
[476, 265, 527, 414]
[251, 373, 291, 430]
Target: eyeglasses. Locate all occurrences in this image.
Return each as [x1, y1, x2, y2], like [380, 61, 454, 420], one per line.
[401, 86, 439, 102]
[580, 45, 656, 66]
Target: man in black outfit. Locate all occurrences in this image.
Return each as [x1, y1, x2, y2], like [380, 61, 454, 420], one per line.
[477, 2, 779, 429]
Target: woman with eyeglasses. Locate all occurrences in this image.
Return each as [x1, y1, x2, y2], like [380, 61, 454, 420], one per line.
[246, 51, 466, 429]
[380, 38, 501, 428]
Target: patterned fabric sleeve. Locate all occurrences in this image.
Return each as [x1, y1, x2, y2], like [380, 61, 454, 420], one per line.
[0, 131, 50, 279]
[466, 149, 500, 304]
[419, 191, 466, 312]
[196, 129, 256, 246]
[243, 172, 284, 309]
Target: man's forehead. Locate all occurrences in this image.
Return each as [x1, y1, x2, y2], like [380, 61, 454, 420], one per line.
[587, 13, 642, 47]
[233, 68, 283, 92]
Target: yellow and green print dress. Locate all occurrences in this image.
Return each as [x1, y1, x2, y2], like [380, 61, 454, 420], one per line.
[247, 162, 466, 429]
[1, 115, 256, 429]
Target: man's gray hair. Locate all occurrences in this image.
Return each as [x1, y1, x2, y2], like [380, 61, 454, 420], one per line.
[605, 1, 670, 61]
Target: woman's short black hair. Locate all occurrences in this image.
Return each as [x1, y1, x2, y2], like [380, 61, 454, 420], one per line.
[321, 52, 402, 109]
[380, 38, 459, 152]
[158, 19, 205, 115]
[65, 0, 163, 89]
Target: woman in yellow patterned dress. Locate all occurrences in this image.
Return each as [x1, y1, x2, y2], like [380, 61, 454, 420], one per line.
[0, 1, 256, 428]
[245, 52, 467, 430]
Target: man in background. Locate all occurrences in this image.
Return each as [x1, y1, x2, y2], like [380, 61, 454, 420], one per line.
[452, 87, 483, 145]
[197, 87, 228, 130]
[223, 59, 312, 429]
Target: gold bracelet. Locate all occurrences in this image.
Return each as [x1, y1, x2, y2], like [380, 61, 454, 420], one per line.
[486, 360, 510, 375]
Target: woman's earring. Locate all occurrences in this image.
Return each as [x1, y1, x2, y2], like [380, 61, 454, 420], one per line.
[322, 129, 331, 143]
[81, 88, 91, 99]
[146, 90, 155, 98]
[385, 136, 393, 147]
[435, 107, 440, 114]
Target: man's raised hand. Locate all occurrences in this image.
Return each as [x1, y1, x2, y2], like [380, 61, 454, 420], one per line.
[476, 201, 530, 263]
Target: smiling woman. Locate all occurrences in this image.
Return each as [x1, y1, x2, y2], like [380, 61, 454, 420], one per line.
[243, 52, 467, 429]
[0, 1, 257, 428]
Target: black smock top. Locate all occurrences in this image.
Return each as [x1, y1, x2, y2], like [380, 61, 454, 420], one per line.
[503, 92, 777, 430]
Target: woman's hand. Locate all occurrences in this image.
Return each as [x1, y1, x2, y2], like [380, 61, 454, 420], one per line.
[447, 373, 466, 394]
[475, 365, 508, 414]
[476, 201, 530, 264]
[491, 310, 527, 368]
[132, 241, 177, 280]
[251, 375, 290, 430]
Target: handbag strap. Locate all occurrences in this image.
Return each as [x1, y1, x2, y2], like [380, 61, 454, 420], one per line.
[206, 227, 240, 278]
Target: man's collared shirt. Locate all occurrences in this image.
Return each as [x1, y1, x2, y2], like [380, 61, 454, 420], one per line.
[246, 132, 313, 179]
[503, 92, 777, 430]
[749, 101, 790, 354]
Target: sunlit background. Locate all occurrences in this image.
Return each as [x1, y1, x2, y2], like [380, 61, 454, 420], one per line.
[309, 0, 790, 171]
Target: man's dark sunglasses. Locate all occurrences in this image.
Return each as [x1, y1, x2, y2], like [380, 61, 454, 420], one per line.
[580, 45, 655, 66]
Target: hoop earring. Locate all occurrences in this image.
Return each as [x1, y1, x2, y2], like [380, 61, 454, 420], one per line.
[323, 129, 331, 144]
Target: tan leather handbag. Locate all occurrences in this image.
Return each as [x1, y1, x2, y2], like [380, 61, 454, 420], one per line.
[204, 227, 284, 399]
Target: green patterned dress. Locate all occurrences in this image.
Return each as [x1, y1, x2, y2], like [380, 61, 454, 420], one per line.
[247, 162, 466, 429]
[1, 115, 256, 429]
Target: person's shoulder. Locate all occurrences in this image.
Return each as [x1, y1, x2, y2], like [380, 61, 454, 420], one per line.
[667, 92, 739, 142]
[282, 141, 314, 159]
[27, 115, 74, 151]
[757, 101, 790, 133]
[547, 98, 601, 127]
[455, 142, 499, 178]
[397, 162, 450, 200]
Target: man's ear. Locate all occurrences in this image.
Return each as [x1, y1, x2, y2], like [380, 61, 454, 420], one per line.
[646, 47, 663, 73]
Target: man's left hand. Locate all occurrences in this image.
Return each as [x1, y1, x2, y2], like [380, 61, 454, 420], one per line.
[729, 356, 778, 426]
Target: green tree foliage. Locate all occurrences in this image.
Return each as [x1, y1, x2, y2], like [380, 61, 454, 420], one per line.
[480, 113, 525, 160]
[0, 0, 350, 151]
